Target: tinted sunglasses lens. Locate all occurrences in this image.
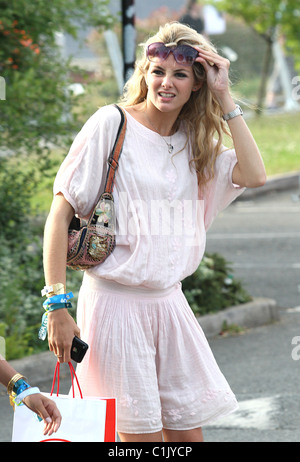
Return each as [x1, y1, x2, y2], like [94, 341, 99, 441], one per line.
[147, 43, 170, 62]
[147, 43, 198, 65]
[174, 46, 198, 65]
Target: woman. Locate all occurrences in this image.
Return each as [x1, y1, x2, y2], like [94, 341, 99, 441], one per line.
[43, 22, 266, 442]
[0, 355, 61, 436]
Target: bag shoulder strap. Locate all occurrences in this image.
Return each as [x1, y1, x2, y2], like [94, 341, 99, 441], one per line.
[104, 104, 127, 194]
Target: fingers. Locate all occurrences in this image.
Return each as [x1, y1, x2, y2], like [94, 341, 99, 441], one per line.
[196, 48, 215, 68]
[23, 394, 62, 436]
[52, 345, 69, 364]
[194, 47, 231, 97]
[42, 400, 62, 436]
[47, 310, 80, 363]
[53, 347, 70, 364]
[195, 47, 230, 70]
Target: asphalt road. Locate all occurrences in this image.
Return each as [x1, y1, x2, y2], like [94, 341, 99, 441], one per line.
[206, 188, 300, 309]
[1, 187, 300, 443]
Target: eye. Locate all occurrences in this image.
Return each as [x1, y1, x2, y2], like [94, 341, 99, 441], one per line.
[175, 72, 188, 78]
[150, 65, 164, 74]
[152, 68, 164, 75]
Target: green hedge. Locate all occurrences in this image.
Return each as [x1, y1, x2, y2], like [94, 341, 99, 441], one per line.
[182, 253, 252, 316]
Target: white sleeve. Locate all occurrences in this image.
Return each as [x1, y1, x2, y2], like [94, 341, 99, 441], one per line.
[203, 148, 245, 231]
[53, 105, 123, 218]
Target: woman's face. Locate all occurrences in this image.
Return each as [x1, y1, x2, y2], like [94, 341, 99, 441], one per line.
[145, 54, 202, 115]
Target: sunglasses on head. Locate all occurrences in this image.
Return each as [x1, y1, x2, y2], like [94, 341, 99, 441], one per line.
[146, 42, 199, 66]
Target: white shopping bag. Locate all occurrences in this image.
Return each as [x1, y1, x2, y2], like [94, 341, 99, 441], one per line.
[12, 362, 116, 442]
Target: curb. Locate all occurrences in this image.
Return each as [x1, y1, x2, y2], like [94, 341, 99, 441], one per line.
[239, 171, 300, 200]
[8, 298, 280, 385]
[197, 297, 279, 338]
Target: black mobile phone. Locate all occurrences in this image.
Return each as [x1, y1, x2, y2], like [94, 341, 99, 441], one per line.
[71, 336, 89, 363]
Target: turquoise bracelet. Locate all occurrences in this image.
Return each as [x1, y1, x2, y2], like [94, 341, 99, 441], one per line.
[38, 300, 73, 341]
[13, 378, 31, 396]
[43, 292, 74, 308]
[47, 302, 72, 312]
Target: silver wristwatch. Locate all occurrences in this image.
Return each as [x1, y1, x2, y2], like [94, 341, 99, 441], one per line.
[222, 104, 243, 121]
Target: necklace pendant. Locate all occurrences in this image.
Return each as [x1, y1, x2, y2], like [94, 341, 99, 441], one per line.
[168, 144, 174, 154]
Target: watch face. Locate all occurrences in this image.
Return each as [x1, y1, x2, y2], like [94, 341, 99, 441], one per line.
[236, 105, 243, 114]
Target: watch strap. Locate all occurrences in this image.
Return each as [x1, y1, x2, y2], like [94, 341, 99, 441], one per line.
[222, 104, 243, 121]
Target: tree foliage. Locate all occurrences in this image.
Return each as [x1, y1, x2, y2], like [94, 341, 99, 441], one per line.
[0, 0, 115, 359]
[0, 0, 115, 155]
[207, 0, 300, 111]
[208, 0, 300, 63]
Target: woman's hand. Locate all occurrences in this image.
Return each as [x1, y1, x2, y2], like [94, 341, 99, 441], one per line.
[23, 393, 62, 436]
[195, 47, 266, 189]
[195, 48, 231, 104]
[48, 309, 80, 363]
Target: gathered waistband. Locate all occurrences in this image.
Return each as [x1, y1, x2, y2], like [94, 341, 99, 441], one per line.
[82, 273, 180, 299]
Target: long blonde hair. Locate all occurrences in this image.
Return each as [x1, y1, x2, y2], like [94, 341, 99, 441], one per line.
[119, 22, 232, 188]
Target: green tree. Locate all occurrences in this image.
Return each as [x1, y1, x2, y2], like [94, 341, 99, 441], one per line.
[207, 0, 300, 111]
[0, 0, 114, 154]
[0, 0, 115, 359]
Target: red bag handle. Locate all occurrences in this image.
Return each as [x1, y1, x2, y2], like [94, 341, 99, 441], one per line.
[50, 361, 83, 399]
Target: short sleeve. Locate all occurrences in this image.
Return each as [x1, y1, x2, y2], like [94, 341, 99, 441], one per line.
[203, 148, 245, 231]
[53, 105, 122, 218]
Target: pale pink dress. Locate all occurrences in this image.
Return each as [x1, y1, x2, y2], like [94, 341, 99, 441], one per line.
[54, 104, 245, 434]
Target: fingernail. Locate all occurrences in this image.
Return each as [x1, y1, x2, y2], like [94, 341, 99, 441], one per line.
[46, 417, 52, 423]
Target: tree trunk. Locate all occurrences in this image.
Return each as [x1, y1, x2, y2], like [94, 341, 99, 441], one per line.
[256, 36, 273, 115]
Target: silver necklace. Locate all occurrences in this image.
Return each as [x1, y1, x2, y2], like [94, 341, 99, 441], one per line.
[144, 113, 174, 153]
[163, 137, 174, 154]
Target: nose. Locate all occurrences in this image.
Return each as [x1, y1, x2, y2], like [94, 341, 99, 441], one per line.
[162, 74, 173, 89]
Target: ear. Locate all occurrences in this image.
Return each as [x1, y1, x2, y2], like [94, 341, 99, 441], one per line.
[192, 82, 203, 92]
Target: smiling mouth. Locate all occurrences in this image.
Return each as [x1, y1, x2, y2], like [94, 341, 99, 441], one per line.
[159, 92, 175, 98]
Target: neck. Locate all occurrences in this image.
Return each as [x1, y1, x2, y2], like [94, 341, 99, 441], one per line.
[142, 102, 179, 136]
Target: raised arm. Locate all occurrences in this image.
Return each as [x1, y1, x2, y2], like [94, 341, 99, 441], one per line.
[196, 47, 267, 188]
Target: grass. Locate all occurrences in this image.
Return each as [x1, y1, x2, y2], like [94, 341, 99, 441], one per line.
[247, 112, 300, 177]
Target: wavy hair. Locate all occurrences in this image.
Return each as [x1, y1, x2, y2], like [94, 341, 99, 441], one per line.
[119, 22, 232, 188]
